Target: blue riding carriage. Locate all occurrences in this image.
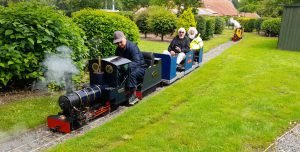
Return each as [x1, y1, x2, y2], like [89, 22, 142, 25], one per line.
[154, 48, 203, 84]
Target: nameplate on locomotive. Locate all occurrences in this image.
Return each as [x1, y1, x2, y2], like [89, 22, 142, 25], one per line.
[152, 71, 158, 78]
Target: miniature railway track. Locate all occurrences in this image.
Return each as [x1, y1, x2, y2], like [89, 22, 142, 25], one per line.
[0, 41, 238, 152]
[0, 106, 128, 152]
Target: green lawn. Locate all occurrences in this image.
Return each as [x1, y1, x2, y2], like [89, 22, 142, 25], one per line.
[138, 39, 169, 53]
[49, 33, 300, 151]
[204, 29, 232, 52]
[0, 31, 232, 134]
[138, 29, 232, 53]
[0, 95, 59, 132]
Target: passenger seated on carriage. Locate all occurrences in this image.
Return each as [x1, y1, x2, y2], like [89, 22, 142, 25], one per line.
[187, 27, 198, 42]
[188, 27, 203, 59]
[163, 28, 190, 65]
[189, 29, 203, 50]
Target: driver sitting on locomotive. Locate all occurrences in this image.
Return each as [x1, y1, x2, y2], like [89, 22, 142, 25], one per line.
[113, 31, 147, 104]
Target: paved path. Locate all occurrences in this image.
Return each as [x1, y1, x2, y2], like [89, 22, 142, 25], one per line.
[265, 123, 300, 152]
[0, 41, 238, 152]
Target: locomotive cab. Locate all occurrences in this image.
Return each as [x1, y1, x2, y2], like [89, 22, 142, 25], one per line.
[138, 52, 162, 98]
[90, 56, 132, 105]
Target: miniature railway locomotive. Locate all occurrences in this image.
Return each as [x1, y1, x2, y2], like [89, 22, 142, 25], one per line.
[232, 27, 244, 42]
[47, 49, 203, 133]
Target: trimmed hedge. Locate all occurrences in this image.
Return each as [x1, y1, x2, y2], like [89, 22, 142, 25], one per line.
[195, 16, 206, 37]
[236, 17, 256, 32]
[0, 2, 88, 88]
[203, 17, 215, 40]
[254, 18, 263, 33]
[72, 9, 140, 58]
[261, 18, 281, 37]
[215, 17, 225, 34]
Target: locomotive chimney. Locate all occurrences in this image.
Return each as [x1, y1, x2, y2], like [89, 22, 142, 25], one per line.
[65, 72, 73, 94]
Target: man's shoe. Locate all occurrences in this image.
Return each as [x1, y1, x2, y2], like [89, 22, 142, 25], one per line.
[128, 94, 139, 105]
[176, 64, 184, 71]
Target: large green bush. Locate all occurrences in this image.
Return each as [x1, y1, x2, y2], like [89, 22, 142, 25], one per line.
[215, 17, 225, 34]
[261, 18, 281, 37]
[0, 2, 88, 88]
[254, 17, 272, 34]
[236, 17, 256, 32]
[72, 9, 139, 58]
[203, 17, 215, 40]
[147, 6, 177, 41]
[135, 8, 151, 38]
[177, 8, 196, 32]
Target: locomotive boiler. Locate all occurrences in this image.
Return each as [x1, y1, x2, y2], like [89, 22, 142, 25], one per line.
[48, 53, 162, 133]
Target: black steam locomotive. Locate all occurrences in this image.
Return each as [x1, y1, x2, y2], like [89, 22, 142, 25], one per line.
[47, 49, 203, 133]
[47, 53, 162, 133]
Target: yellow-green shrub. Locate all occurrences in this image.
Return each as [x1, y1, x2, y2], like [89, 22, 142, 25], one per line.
[177, 8, 196, 32]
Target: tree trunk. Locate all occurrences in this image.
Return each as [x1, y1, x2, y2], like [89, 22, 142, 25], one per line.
[144, 33, 147, 38]
[161, 34, 164, 41]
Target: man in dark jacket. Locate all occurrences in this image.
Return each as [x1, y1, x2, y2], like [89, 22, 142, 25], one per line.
[113, 31, 146, 104]
[163, 28, 190, 65]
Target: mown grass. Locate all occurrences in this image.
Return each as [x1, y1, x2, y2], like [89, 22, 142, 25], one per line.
[139, 29, 232, 54]
[49, 33, 300, 151]
[138, 39, 169, 53]
[0, 31, 231, 133]
[0, 95, 60, 133]
[204, 29, 232, 52]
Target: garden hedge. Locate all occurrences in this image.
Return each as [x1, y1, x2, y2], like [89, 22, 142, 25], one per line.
[215, 17, 226, 34]
[195, 16, 206, 38]
[72, 9, 140, 58]
[261, 18, 281, 37]
[0, 2, 88, 89]
[236, 17, 256, 32]
[254, 18, 263, 33]
[203, 17, 215, 40]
